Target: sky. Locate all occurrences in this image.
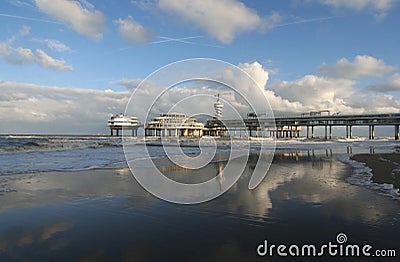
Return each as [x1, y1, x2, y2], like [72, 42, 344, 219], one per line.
[0, 0, 399, 134]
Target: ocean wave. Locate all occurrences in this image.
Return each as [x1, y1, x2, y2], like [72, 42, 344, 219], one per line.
[1, 135, 399, 178]
[0, 136, 125, 154]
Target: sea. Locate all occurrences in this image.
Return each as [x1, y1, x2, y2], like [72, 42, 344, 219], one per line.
[1, 135, 400, 261]
[0, 135, 399, 199]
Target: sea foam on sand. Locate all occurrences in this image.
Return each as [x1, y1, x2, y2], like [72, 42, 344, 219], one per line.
[337, 154, 400, 200]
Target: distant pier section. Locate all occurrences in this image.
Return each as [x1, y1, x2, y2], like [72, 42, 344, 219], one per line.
[228, 111, 400, 140]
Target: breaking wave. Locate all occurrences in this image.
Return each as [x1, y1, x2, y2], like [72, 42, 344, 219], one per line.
[0, 135, 127, 154]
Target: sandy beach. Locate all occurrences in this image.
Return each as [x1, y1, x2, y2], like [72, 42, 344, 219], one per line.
[1, 149, 400, 261]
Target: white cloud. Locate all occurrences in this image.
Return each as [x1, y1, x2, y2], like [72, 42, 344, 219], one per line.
[345, 92, 400, 113]
[218, 62, 306, 114]
[115, 62, 295, 120]
[115, 78, 156, 90]
[268, 72, 400, 114]
[0, 81, 130, 134]
[114, 16, 153, 44]
[157, 0, 280, 43]
[116, 61, 399, 118]
[118, 81, 219, 120]
[35, 49, 73, 71]
[35, 0, 106, 40]
[44, 39, 71, 52]
[316, 0, 396, 16]
[117, 61, 305, 117]
[269, 75, 358, 114]
[0, 40, 14, 62]
[3, 60, 400, 134]
[367, 73, 400, 92]
[318, 55, 395, 79]
[238, 62, 269, 89]
[15, 47, 35, 61]
[0, 29, 73, 71]
[0, 27, 27, 63]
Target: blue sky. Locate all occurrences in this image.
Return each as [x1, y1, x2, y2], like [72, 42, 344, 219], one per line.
[1, 0, 400, 134]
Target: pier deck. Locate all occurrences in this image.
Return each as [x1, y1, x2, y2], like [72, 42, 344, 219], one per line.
[223, 113, 400, 140]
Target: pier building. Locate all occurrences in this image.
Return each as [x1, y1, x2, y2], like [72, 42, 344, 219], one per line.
[108, 114, 141, 136]
[145, 113, 204, 137]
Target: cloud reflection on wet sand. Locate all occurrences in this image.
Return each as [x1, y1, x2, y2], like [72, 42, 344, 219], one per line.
[0, 151, 399, 260]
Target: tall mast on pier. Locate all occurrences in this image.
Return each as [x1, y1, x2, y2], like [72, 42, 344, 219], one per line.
[214, 94, 223, 120]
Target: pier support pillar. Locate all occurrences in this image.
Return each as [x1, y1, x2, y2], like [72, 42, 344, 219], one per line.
[110, 128, 113, 136]
[324, 125, 328, 140]
[346, 125, 352, 139]
[306, 126, 309, 139]
[395, 125, 399, 140]
[349, 126, 352, 139]
[371, 126, 375, 139]
[329, 125, 332, 139]
[311, 126, 314, 139]
[368, 126, 371, 139]
[368, 125, 375, 140]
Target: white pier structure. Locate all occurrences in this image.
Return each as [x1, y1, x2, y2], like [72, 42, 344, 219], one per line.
[214, 94, 223, 120]
[108, 114, 142, 136]
[108, 96, 400, 139]
[145, 113, 204, 137]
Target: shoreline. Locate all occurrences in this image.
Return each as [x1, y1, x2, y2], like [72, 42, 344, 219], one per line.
[351, 153, 400, 190]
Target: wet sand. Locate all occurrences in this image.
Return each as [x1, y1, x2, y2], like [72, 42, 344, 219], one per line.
[351, 153, 400, 190]
[1, 152, 400, 261]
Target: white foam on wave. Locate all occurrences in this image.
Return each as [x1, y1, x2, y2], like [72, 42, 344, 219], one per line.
[336, 154, 400, 200]
[0, 136, 128, 154]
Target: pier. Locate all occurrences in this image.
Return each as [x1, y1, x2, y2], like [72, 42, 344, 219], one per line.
[145, 113, 204, 137]
[108, 112, 400, 139]
[109, 91, 400, 140]
[108, 114, 142, 136]
[223, 112, 400, 140]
